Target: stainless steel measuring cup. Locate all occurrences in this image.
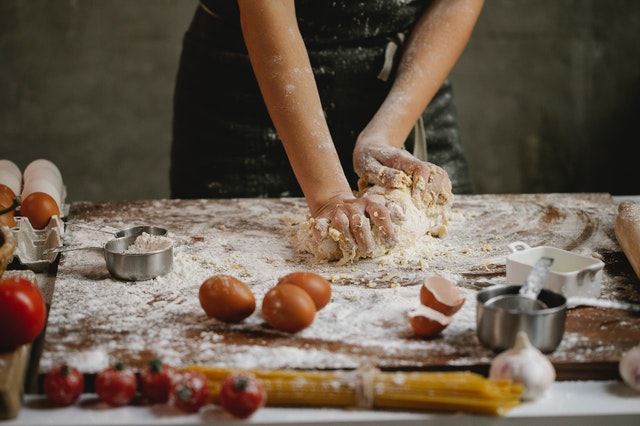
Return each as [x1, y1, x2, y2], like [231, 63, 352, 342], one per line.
[70, 224, 168, 239]
[103, 234, 173, 281]
[45, 226, 173, 281]
[484, 256, 554, 312]
[476, 285, 567, 353]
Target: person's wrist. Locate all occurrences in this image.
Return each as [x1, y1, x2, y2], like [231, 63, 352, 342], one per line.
[306, 187, 353, 218]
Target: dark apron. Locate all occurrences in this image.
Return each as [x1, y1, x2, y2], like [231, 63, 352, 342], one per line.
[170, 0, 473, 199]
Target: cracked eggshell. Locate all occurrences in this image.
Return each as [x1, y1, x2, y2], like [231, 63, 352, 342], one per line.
[419, 275, 465, 316]
[407, 304, 452, 337]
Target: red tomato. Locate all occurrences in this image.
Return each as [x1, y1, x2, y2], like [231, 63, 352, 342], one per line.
[139, 358, 177, 404]
[95, 362, 137, 407]
[19, 191, 60, 230]
[0, 184, 17, 228]
[170, 370, 210, 413]
[218, 372, 266, 419]
[0, 276, 46, 353]
[43, 364, 84, 406]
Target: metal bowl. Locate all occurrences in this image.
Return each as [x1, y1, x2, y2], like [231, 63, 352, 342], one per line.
[476, 285, 567, 353]
[114, 225, 167, 239]
[103, 234, 173, 281]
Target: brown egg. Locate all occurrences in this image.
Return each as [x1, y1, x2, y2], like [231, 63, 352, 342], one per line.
[261, 283, 316, 333]
[419, 276, 465, 316]
[407, 305, 452, 337]
[199, 275, 256, 323]
[277, 271, 331, 310]
[19, 191, 61, 230]
[0, 184, 17, 228]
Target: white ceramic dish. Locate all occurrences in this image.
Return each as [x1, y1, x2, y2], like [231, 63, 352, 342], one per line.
[506, 241, 604, 299]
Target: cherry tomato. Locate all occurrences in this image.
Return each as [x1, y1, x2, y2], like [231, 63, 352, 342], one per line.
[0, 276, 46, 353]
[43, 364, 84, 406]
[170, 370, 210, 413]
[19, 191, 60, 230]
[95, 362, 137, 407]
[139, 358, 177, 404]
[218, 371, 266, 419]
[0, 184, 18, 228]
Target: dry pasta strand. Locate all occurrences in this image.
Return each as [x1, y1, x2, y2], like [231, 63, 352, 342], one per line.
[186, 365, 523, 416]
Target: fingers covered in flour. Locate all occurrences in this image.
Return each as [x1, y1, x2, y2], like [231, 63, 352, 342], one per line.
[353, 143, 452, 204]
[337, 202, 376, 256]
[363, 194, 396, 249]
[411, 163, 452, 203]
[329, 208, 357, 256]
[313, 195, 397, 257]
[353, 145, 410, 189]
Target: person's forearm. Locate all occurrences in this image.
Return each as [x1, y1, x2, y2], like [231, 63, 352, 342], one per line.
[360, 0, 484, 148]
[238, 0, 351, 214]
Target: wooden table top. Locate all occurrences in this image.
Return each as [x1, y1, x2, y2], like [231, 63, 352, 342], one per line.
[36, 193, 640, 383]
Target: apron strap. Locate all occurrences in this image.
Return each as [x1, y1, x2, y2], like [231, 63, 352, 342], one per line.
[376, 32, 428, 162]
[376, 33, 405, 82]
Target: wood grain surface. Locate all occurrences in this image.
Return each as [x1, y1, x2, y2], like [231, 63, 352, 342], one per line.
[38, 194, 640, 383]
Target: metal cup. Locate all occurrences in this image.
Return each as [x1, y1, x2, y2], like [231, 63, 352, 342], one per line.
[114, 225, 167, 239]
[104, 235, 173, 281]
[476, 285, 567, 353]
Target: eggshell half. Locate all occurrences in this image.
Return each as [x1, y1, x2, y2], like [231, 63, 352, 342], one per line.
[419, 276, 465, 316]
[407, 304, 452, 337]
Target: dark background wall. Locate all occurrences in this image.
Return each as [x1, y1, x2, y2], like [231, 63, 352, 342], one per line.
[1, 0, 639, 203]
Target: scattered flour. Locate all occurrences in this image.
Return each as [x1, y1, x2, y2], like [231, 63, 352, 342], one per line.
[38, 195, 635, 376]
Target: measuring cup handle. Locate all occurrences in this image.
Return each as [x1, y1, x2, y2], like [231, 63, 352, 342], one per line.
[508, 241, 531, 253]
[43, 245, 101, 255]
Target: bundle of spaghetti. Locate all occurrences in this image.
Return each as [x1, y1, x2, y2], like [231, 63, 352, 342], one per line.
[373, 370, 523, 416]
[186, 365, 523, 416]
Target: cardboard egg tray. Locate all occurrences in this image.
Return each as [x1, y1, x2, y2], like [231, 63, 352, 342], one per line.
[12, 215, 64, 272]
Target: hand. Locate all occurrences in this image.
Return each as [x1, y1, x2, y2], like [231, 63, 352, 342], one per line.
[311, 192, 396, 256]
[353, 141, 452, 203]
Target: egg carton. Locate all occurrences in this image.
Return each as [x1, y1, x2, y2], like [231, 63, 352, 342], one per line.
[12, 215, 65, 272]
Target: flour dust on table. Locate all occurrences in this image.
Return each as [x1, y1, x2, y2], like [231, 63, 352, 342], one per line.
[38, 194, 640, 381]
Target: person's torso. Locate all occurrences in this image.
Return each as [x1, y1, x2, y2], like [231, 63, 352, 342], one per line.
[198, 0, 431, 47]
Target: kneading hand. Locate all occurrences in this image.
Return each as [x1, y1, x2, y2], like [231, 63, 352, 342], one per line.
[311, 193, 397, 257]
[353, 142, 452, 202]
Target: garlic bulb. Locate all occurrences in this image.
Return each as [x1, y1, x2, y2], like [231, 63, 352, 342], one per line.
[489, 331, 556, 401]
[619, 344, 640, 392]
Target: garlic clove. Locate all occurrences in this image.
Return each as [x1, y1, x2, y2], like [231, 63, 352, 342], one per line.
[419, 276, 465, 316]
[407, 304, 452, 337]
[619, 344, 640, 392]
[489, 331, 556, 401]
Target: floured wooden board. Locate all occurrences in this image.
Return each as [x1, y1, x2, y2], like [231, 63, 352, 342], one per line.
[38, 194, 640, 381]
